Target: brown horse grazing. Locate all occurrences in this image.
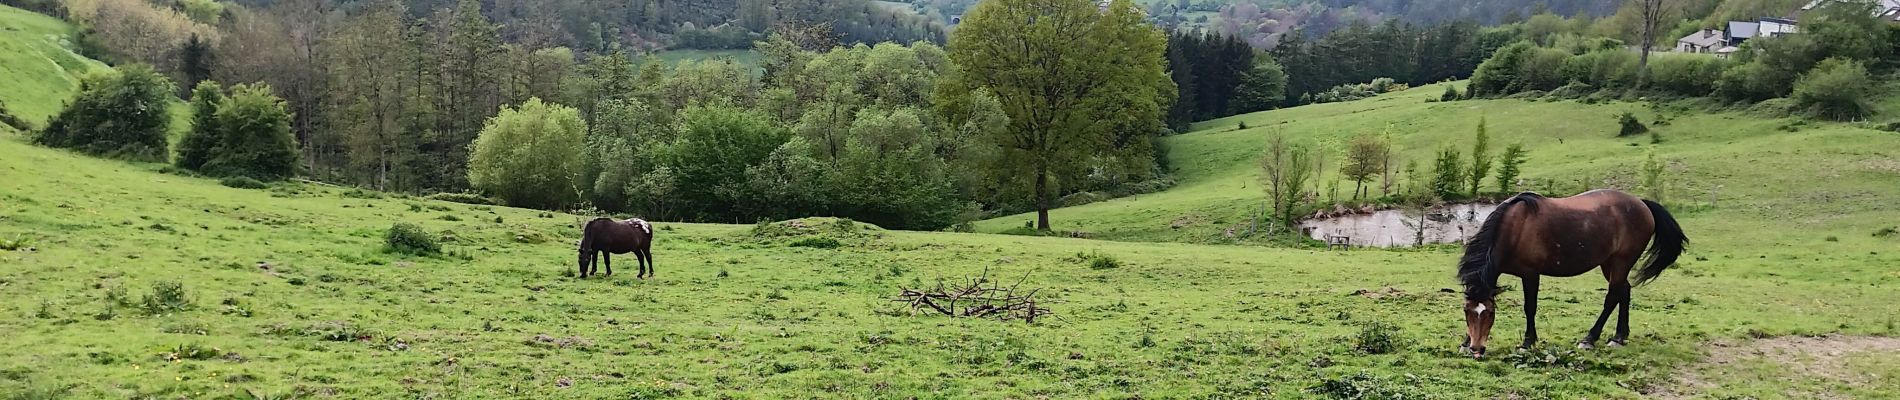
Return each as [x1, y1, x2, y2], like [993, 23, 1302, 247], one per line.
[1457, 190, 1687, 358]
[577, 218, 655, 279]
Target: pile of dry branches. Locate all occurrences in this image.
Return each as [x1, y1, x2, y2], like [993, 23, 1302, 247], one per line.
[893, 268, 1052, 323]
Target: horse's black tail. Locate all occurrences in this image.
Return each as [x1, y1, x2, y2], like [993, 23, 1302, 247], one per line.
[1633, 199, 1687, 287]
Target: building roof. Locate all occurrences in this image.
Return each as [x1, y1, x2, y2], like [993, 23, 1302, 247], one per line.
[1677, 29, 1724, 47]
[1728, 21, 1760, 39]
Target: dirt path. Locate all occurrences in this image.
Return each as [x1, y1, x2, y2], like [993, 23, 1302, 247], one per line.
[1650, 335, 1900, 399]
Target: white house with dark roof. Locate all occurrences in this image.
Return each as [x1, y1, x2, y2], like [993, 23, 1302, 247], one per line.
[1675, 29, 1724, 53]
[1724, 17, 1798, 47]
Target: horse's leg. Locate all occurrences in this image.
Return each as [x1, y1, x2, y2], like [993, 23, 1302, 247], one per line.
[1612, 282, 1632, 346]
[604, 252, 612, 276]
[637, 248, 651, 279]
[1521, 275, 1540, 349]
[1582, 284, 1616, 348]
[589, 251, 600, 277]
[577, 250, 590, 279]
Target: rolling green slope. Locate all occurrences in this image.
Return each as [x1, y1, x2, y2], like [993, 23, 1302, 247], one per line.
[977, 82, 1900, 254]
[4, 117, 1899, 398]
[0, 4, 107, 128]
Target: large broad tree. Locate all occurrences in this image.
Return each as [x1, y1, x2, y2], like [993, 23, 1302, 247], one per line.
[938, 0, 1172, 231]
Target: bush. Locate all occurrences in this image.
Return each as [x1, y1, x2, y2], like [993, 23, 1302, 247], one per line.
[33, 65, 175, 161]
[1352, 320, 1403, 354]
[1516, 48, 1572, 92]
[788, 236, 842, 249]
[1546, 82, 1596, 99]
[1469, 42, 1534, 97]
[1075, 251, 1121, 270]
[424, 192, 498, 205]
[385, 223, 440, 255]
[219, 176, 267, 189]
[1792, 57, 1873, 121]
[1618, 112, 1649, 137]
[189, 83, 300, 180]
[1440, 84, 1460, 102]
[175, 81, 224, 171]
[1646, 54, 1728, 97]
[141, 281, 190, 315]
[467, 98, 587, 209]
[1714, 61, 1784, 102]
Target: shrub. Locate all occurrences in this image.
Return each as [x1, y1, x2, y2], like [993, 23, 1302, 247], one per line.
[1440, 84, 1460, 102]
[141, 281, 190, 315]
[385, 223, 440, 255]
[1515, 48, 1573, 92]
[1307, 371, 1421, 399]
[1714, 61, 1783, 102]
[424, 192, 497, 205]
[788, 236, 842, 249]
[1546, 82, 1596, 99]
[1646, 54, 1728, 96]
[219, 176, 267, 189]
[34, 65, 175, 161]
[175, 81, 224, 171]
[1076, 251, 1121, 270]
[1618, 112, 1649, 137]
[1875, 227, 1898, 238]
[1792, 57, 1873, 121]
[1351, 320, 1403, 354]
[467, 98, 587, 209]
[1469, 42, 1535, 97]
[188, 83, 300, 180]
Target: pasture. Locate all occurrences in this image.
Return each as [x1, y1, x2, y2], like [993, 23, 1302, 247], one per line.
[4, 112, 1899, 398]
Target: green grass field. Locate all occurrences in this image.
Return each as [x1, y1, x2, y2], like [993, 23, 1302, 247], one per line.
[3, 5, 1900, 398]
[5, 134, 1897, 399]
[0, 4, 107, 127]
[643, 49, 762, 71]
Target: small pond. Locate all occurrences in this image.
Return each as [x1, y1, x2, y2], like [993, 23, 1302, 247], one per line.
[1298, 203, 1497, 248]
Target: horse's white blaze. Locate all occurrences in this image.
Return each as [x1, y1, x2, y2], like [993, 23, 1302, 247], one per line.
[1473, 304, 1488, 314]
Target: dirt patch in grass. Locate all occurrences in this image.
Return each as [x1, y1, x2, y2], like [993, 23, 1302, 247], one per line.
[1652, 335, 1900, 399]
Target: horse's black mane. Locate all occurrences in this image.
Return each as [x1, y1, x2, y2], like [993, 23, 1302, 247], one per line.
[1458, 192, 1543, 300]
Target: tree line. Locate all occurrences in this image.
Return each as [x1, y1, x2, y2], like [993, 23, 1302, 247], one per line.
[1465, 1, 1900, 121]
[1163, 30, 1286, 131]
[24, 0, 1175, 232]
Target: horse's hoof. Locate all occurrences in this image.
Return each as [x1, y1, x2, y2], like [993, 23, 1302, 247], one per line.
[1578, 342, 1595, 350]
[1608, 340, 1625, 347]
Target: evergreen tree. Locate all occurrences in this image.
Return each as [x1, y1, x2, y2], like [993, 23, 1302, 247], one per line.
[1495, 143, 1527, 193]
[176, 81, 225, 171]
[1468, 117, 1492, 196]
[179, 34, 214, 96]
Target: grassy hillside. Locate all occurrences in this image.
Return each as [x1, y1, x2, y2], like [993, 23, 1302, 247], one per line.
[4, 126, 1899, 398]
[0, 4, 107, 128]
[3, 5, 1897, 396]
[976, 82, 1900, 254]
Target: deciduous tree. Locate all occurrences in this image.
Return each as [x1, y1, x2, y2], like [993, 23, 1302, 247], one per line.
[938, 0, 1172, 231]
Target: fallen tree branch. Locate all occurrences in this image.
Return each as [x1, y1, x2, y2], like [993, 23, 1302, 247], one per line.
[893, 268, 1053, 323]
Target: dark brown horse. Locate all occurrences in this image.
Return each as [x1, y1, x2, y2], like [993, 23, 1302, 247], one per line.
[1457, 190, 1687, 358]
[578, 218, 655, 279]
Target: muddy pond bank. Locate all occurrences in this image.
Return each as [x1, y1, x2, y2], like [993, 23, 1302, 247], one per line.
[1298, 203, 1497, 248]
